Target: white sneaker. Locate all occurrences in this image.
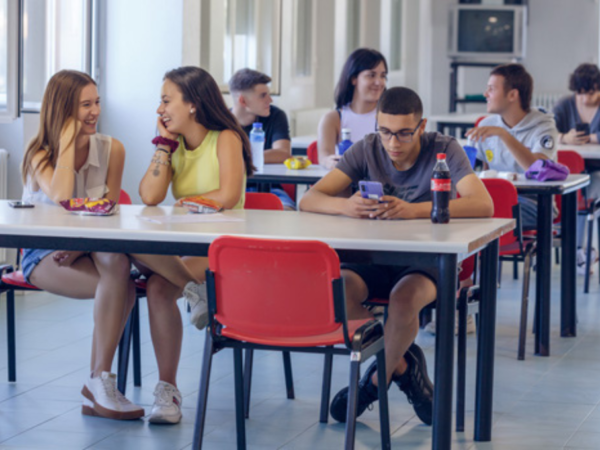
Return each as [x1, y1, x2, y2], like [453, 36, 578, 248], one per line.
[423, 314, 476, 336]
[81, 371, 144, 420]
[148, 381, 183, 424]
[576, 248, 597, 276]
[183, 282, 208, 330]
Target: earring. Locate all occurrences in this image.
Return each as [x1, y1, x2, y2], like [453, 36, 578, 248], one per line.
[190, 109, 195, 114]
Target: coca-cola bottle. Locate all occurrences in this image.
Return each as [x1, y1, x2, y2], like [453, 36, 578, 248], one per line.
[431, 153, 451, 224]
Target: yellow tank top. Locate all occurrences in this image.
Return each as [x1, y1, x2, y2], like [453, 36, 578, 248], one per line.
[171, 130, 245, 209]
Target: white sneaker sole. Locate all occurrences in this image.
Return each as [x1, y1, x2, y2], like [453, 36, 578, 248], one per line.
[81, 385, 144, 420]
[148, 411, 182, 424]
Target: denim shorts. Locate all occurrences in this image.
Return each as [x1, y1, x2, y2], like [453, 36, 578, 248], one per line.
[21, 248, 55, 284]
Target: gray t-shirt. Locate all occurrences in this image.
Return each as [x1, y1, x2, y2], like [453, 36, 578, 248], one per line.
[336, 132, 474, 203]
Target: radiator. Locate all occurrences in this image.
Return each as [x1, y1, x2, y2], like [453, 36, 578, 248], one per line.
[533, 92, 565, 113]
[0, 149, 8, 263]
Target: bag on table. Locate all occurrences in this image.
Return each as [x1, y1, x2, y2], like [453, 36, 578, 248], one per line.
[525, 159, 569, 182]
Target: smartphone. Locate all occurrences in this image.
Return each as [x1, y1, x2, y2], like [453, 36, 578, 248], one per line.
[8, 201, 34, 208]
[359, 180, 384, 201]
[576, 123, 590, 135]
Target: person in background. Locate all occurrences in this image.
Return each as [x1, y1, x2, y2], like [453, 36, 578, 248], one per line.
[317, 48, 388, 170]
[300, 87, 493, 426]
[137, 66, 253, 424]
[467, 63, 558, 230]
[229, 68, 295, 209]
[553, 63, 600, 272]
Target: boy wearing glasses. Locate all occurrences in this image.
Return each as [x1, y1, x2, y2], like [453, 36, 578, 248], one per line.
[299, 87, 493, 425]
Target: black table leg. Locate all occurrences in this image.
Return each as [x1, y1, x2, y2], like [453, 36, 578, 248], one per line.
[535, 194, 553, 356]
[433, 253, 457, 450]
[561, 192, 577, 337]
[475, 239, 499, 442]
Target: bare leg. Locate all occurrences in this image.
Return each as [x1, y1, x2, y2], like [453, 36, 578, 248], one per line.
[30, 251, 135, 376]
[130, 254, 201, 289]
[144, 256, 210, 386]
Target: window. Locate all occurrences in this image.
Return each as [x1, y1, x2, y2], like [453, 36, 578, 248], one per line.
[389, 0, 402, 71]
[346, 0, 361, 55]
[0, 0, 18, 122]
[21, 0, 94, 112]
[207, 0, 282, 94]
[293, 0, 312, 77]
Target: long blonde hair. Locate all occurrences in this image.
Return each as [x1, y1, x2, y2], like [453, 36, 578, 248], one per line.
[21, 70, 96, 182]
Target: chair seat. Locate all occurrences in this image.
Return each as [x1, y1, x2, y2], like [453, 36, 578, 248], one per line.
[499, 240, 531, 256]
[221, 318, 371, 347]
[1, 271, 40, 290]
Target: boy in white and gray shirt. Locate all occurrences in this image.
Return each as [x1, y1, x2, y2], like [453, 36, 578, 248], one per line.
[467, 64, 558, 229]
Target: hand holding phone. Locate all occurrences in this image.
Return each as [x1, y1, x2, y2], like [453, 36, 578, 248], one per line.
[576, 123, 590, 135]
[359, 180, 384, 201]
[8, 201, 34, 208]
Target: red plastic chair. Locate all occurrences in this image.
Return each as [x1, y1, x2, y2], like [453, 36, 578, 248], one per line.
[1, 190, 140, 389]
[307, 140, 319, 164]
[482, 178, 536, 360]
[556, 150, 600, 293]
[244, 192, 284, 210]
[192, 236, 390, 449]
[474, 115, 487, 128]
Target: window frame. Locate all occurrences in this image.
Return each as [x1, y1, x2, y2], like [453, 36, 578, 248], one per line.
[0, 0, 21, 123]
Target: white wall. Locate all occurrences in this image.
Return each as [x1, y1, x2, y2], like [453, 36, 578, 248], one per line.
[98, 0, 183, 204]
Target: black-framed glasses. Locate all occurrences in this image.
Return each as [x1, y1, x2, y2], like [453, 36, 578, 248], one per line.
[377, 119, 423, 143]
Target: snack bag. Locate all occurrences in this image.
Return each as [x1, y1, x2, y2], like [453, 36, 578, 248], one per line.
[284, 156, 312, 170]
[60, 198, 117, 216]
[175, 195, 223, 214]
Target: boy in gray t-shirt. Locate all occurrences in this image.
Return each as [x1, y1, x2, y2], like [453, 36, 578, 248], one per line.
[300, 87, 493, 426]
[467, 64, 558, 229]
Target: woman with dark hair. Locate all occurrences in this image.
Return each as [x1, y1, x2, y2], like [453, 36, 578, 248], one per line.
[554, 63, 600, 146]
[137, 66, 252, 424]
[317, 48, 388, 169]
[554, 63, 600, 273]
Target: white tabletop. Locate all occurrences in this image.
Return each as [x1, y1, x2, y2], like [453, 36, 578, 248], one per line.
[252, 164, 329, 179]
[428, 113, 484, 124]
[0, 202, 514, 256]
[291, 135, 317, 150]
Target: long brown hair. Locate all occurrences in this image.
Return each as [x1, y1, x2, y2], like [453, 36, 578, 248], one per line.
[164, 66, 255, 176]
[21, 70, 96, 182]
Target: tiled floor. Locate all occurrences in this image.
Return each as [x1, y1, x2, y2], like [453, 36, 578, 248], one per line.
[1, 261, 599, 449]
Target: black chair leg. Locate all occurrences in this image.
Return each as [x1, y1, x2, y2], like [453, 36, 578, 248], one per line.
[117, 310, 134, 395]
[282, 351, 295, 399]
[584, 216, 594, 293]
[513, 257, 519, 280]
[375, 351, 391, 450]
[555, 247, 560, 265]
[192, 331, 215, 450]
[7, 289, 16, 382]
[243, 348, 253, 419]
[319, 352, 333, 423]
[344, 356, 361, 450]
[456, 291, 467, 432]
[518, 250, 533, 361]
[132, 299, 142, 387]
[233, 347, 247, 450]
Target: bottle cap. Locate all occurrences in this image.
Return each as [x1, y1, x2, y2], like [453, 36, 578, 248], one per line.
[252, 122, 263, 129]
[436, 153, 446, 160]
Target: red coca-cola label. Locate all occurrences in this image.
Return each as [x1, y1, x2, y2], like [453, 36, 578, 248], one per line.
[431, 179, 451, 192]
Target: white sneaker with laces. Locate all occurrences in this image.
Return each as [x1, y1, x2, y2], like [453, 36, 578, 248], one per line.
[423, 314, 476, 336]
[183, 282, 208, 329]
[81, 371, 144, 420]
[148, 381, 183, 424]
[577, 248, 597, 276]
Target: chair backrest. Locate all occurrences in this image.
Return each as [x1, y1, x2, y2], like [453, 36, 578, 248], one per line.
[307, 140, 318, 164]
[208, 236, 342, 338]
[119, 190, 132, 205]
[556, 150, 586, 221]
[481, 178, 520, 247]
[244, 192, 284, 211]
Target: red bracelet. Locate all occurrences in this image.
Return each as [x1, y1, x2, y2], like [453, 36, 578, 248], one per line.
[152, 136, 179, 153]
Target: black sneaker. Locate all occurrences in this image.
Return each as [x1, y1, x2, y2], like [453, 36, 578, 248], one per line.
[329, 360, 381, 423]
[392, 343, 433, 426]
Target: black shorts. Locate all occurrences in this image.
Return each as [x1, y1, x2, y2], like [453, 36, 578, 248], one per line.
[341, 263, 438, 301]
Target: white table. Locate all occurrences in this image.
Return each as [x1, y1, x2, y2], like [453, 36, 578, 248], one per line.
[0, 202, 514, 449]
[249, 164, 329, 186]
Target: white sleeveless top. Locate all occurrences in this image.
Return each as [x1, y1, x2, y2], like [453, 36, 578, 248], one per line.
[22, 133, 112, 205]
[339, 104, 378, 143]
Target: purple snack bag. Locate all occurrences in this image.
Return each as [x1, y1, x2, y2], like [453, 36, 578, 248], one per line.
[525, 159, 569, 182]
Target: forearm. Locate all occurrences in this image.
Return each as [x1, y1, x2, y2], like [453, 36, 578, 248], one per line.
[501, 132, 545, 170]
[197, 187, 242, 210]
[49, 145, 76, 203]
[449, 197, 493, 218]
[264, 149, 291, 164]
[299, 189, 347, 215]
[139, 149, 172, 205]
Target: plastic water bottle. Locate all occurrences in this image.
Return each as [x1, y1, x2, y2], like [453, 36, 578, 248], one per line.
[250, 122, 265, 172]
[431, 153, 451, 224]
[337, 128, 353, 156]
